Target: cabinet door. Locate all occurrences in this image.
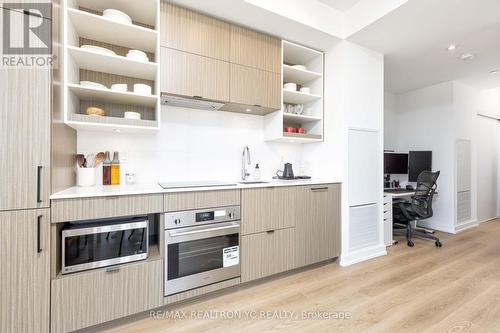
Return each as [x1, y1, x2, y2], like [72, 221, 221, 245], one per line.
[0, 9, 51, 211]
[241, 186, 296, 235]
[160, 47, 230, 102]
[0, 209, 50, 333]
[230, 64, 281, 109]
[241, 228, 295, 282]
[160, 2, 230, 60]
[230, 25, 281, 73]
[295, 184, 341, 267]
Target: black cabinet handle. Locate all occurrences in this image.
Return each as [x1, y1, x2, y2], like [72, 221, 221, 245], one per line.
[37, 166, 42, 203]
[193, 95, 203, 99]
[37, 215, 42, 253]
[266, 230, 275, 234]
[311, 187, 329, 192]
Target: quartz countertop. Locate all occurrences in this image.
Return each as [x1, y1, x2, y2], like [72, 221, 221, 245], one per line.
[50, 179, 342, 200]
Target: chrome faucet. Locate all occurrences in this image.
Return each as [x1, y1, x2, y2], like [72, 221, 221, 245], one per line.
[241, 146, 251, 181]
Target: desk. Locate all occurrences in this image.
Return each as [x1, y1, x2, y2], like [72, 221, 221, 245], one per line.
[383, 190, 415, 246]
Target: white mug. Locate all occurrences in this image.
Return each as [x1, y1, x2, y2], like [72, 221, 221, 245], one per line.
[300, 87, 311, 94]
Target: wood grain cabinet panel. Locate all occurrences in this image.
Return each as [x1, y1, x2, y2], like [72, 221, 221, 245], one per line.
[161, 47, 230, 102]
[229, 64, 281, 110]
[230, 25, 281, 73]
[241, 187, 296, 235]
[51, 194, 164, 222]
[295, 184, 341, 267]
[160, 2, 230, 60]
[50, 260, 162, 333]
[0, 209, 50, 333]
[241, 228, 295, 282]
[165, 190, 240, 212]
[0, 10, 51, 211]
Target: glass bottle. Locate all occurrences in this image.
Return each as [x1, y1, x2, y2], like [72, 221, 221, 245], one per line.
[102, 151, 111, 185]
[110, 152, 120, 185]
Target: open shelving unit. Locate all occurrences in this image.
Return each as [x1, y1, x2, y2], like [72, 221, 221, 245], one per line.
[62, 0, 160, 133]
[265, 40, 324, 143]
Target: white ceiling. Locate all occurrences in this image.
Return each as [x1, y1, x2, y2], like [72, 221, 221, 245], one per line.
[317, 0, 362, 12]
[348, 0, 500, 93]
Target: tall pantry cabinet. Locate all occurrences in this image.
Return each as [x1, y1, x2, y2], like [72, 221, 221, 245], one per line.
[0, 7, 51, 333]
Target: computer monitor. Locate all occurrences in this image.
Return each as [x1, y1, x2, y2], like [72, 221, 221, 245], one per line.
[408, 151, 432, 182]
[384, 153, 409, 174]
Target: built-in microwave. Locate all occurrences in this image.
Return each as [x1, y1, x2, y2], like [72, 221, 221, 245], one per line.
[61, 217, 149, 274]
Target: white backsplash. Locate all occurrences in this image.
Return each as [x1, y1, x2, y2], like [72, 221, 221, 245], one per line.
[77, 105, 306, 185]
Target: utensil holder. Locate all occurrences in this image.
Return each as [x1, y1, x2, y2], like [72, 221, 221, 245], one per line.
[77, 168, 96, 187]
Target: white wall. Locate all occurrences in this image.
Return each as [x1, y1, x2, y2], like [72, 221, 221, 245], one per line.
[384, 92, 398, 149]
[77, 107, 304, 184]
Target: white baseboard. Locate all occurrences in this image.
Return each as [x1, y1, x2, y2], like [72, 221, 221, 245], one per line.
[339, 244, 387, 267]
[455, 220, 479, 233]
[480, 217, 497, 224]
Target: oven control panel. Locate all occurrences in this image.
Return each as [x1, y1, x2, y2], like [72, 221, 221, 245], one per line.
[165, 206, 240, 229]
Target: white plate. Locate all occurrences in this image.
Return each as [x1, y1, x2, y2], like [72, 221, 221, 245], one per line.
[292, 64, 307, 71]
[126, 53, 149, 62]
[102, 9, 132, 25]
[81, 45, 116, 56]
[80, 81, 107, 89]
[127, 49, 147, 57]
[124, 111, 141, 120]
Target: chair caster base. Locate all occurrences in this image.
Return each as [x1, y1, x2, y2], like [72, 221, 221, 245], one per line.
[407, 241, 414, 247]
[435, 241, 442, 247]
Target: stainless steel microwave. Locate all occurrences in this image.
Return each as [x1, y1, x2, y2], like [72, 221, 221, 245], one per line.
[61, 217, 149, 274]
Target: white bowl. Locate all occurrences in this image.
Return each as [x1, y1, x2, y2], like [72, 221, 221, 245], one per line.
[102, 9, 132, 25]
[80, 81, 107, 89]
[292, 64, 307, 71]
[127, 49, 147, 57]
[81, 45, 116, 56]
[124, 111, 141, 120]
[126, 52, 149, 62]
[283, 82, 297, 91]
[133, 83, 152, 95]
[110, 83, 128, 92]
[300, 87, 311, 94]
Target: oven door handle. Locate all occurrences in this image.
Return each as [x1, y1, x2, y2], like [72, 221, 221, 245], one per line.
[169, 223, 239, 238]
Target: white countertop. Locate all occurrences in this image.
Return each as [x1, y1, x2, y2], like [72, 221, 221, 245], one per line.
[50, 179, 342, 200]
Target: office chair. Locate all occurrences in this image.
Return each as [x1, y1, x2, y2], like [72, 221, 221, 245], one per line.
[392, 170, 442, 247]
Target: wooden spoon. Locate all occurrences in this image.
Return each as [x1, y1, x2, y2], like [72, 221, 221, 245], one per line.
[94, 152, 105, 167]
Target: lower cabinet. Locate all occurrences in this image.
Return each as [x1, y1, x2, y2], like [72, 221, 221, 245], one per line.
[50, 259, 163, 333]
[241, 228, 295, 282]
[295, 184, 341, 267]
[0, 209, 50, 333]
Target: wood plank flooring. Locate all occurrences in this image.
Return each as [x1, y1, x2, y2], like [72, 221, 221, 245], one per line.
[102, 220, 500, 333]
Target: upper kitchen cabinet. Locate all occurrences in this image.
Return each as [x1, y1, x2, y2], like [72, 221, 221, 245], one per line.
[160, 48, 229, 102]
[230, 25, 281, 74]
[160, 2, 230, 61]
[62, 0, 161, 133]
[0, 9, 51, 211]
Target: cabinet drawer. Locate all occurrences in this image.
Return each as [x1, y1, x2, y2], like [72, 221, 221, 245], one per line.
[241, 186, 296, 235]
[51, 194, 164, 223]
[241, 228, 295, 283]
[50, 259, 162, 333]
[165, 190, 240, 212]
[160, 47, 230, 102]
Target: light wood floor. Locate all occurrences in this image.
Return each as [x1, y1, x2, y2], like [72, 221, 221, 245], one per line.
[103, 220, 500, 333]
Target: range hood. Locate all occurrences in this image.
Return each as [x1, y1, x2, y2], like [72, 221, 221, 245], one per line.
[161, 94, 224, 111]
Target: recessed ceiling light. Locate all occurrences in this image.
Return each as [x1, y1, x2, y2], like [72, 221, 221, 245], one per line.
[490, 69, 499, 75]
[447, 44, 458, 51]
[113, 129, 121, 133]
[460, 53, 475, 61]
[245, 108, 252, 112]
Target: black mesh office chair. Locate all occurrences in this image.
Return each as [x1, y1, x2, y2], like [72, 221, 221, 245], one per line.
[392, 171, 442, 247]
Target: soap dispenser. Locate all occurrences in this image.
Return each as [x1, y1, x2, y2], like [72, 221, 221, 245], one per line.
[253, 164, 261, 181]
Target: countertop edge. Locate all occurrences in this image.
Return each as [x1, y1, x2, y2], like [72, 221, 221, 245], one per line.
[50, 179, 343, 200]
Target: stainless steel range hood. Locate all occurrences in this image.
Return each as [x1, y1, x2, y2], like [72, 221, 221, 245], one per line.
[161, 94, 225, 111]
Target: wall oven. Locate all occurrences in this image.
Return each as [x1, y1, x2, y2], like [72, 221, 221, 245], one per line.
[165, 206, 240, 296]
[61, 217, 149, 274]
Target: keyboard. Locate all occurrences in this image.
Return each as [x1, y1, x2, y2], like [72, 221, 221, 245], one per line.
[384, 188, 413, 193]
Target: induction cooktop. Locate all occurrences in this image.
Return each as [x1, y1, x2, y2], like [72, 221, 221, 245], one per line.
[158, 181, 238, 189]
